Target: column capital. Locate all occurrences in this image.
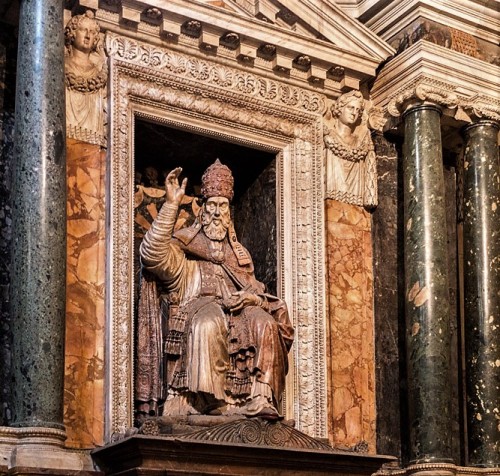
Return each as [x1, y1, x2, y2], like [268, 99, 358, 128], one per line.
[371, 41, 500, 132]
[463, 107, 500, 127]
[463, 119, 500, 135]
[391, 83, 455, 118]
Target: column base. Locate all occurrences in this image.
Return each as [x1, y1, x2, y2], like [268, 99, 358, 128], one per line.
[375, 462, 500, 476]
[0, 426, 97, 475]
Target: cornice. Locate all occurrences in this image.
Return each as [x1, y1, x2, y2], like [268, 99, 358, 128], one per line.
[371, 41, 500, 127]
[360, 0, 500, 44]
[75, 0, 389, 91]
[277, 0, 394, 59]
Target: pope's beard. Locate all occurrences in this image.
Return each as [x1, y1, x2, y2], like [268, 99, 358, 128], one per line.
[201, 209, 231, 241]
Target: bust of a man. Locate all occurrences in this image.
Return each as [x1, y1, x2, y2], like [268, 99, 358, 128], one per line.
[137, 160, 294, 420]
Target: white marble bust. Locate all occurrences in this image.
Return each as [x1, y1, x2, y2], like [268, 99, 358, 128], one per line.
[64, 10, 107, 145]
[324, 91, 377, 208]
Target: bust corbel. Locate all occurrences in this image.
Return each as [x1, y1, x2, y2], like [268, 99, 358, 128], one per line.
[64, 10, 107, 146]
[324, 91, 377, 208]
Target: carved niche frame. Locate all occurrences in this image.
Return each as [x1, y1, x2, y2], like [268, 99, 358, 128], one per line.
[105, 33, 328, 441]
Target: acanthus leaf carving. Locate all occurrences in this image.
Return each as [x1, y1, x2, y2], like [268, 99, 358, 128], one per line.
[461, 102, 500, 122]
[383, 78, 500, 125]
[105, 33, 326, 115]
[414, 84, 458, 109]
[386, 80, 459, 117]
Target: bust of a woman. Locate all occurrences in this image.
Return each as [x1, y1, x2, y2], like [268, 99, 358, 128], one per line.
[65, 10, 107, 145]
[324, 91, 377, 208]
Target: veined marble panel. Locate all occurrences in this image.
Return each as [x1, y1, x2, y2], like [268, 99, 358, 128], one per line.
[326, 199, 376, 452]
[64, 138, 106, 448]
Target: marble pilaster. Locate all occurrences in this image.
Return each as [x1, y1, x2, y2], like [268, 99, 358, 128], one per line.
[462, 120, 500, 468]
[10, 0, 66, 429]
[402, 105, 452, 464]
[371, 133, 404, 459]
[64, 139, 105, 448]
[326, 199, 376, 452]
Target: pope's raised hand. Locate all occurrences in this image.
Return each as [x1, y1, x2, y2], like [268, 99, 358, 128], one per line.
[165, 167, 187, 206]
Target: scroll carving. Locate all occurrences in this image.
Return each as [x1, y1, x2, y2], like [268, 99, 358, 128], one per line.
[387, 82, 459, 117]
[64, 10, 107, 146]
[462, 102, 500, 122]
[384, 79, 500, 125]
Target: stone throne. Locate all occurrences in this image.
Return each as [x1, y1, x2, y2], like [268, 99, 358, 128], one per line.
[132, 165, 297, 435]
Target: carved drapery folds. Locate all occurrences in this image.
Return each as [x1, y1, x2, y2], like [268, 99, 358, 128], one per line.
[64, 10, 107, 146]
[323, 91, 378, 208]
[105, 33, 326, 440]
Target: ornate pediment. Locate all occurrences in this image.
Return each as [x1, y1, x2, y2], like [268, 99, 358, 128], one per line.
[71, 0, 393, 92]
[194, 0, 394, 59]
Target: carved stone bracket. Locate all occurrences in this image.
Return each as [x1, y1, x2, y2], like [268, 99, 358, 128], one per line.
[105, 33, 327, 443]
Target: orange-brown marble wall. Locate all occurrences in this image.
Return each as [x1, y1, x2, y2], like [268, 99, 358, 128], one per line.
[64, 138, 106, 448]
[326, 199, 376, 451]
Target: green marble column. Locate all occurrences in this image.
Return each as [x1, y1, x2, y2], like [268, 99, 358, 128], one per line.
[10, 0, 66, 429]
[403, 104, 452, 464]
[463, 120, 500, 468]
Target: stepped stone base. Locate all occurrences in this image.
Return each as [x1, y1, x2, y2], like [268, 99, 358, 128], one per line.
[0, 426, 98, 475]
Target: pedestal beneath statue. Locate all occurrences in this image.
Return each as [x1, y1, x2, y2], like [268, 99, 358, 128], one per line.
[92, 434, 395, 476]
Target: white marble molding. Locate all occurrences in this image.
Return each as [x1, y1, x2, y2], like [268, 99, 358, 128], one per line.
[104, 33, 328, 442]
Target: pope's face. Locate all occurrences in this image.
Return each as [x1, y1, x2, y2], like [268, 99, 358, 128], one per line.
[73, 18, 98, 54]
[202, 197, 231, 241]
[339, 99, 362, 126]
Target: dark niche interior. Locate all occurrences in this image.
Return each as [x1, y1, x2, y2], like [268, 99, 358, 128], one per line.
[134, 118, 278, 295]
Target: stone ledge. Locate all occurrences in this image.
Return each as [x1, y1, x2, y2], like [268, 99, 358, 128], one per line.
[91, 434, 396, 475]
[375, 462, 500, 476]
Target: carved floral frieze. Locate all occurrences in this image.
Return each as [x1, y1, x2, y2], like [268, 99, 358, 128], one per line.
[105, 34, 326, 116]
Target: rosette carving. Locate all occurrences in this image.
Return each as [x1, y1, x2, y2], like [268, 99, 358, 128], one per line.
[105, 33, 326, 114]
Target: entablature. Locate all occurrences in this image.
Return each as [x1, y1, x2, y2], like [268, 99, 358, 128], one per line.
[67, 0, 393, 95]
[371, 40, 500, 132]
